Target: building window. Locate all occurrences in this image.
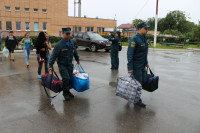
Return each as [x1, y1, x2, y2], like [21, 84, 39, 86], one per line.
[34, 8, 38, 12]
[97, 27, 104, 32]
[15, 7, 20, 11]
[42, 9, 47, 13]
[25, 8, 30, 12]
[85, 27, 94, 32]
[5, 6, 11, 11]
[6, 21, 12, 30]
[34, 22, 39, 31]
[0, 21, 2, 30]
[16, 22, 21, 31]
[43, 23, 47, 31]
[73, 26, 81, 32]
[25, 22, 30, 31]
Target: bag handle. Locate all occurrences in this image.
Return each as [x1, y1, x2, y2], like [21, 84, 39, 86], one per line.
[146, 67, 154, 76]
[43, 68, 60, 98]
[130, 73, 139, 85]
[73, 64, 85, 73]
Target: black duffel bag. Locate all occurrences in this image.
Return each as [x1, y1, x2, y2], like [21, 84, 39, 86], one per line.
[41, 70, 63, 98]
[142, 68, 159, 92]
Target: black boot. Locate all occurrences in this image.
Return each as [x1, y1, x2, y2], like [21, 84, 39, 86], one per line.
[68, 90, 74, 98]
[63, 90, 70, 101]
[134, 99, 146, 108]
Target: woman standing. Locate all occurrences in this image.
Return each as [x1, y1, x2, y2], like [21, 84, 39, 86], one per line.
[5, 31, 18, 61]
[108, 31, 121, 70]
[36, 32, 52, 79]
[19, 32, 33, 68]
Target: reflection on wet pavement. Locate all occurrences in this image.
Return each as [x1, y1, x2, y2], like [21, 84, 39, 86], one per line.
[0, 48, 200, 133]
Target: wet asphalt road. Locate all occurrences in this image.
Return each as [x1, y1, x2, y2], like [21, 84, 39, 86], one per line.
[0, 47, 200, 133]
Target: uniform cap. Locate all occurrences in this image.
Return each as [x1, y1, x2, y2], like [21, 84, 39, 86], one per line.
[137, 22, 150, 29]
[62, 27, 71, 33]
[116, 31, 121, 35]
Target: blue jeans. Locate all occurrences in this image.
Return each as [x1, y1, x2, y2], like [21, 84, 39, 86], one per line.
[24, 48, 30, 65]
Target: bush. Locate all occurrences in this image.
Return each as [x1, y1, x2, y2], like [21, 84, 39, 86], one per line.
[1, 35, 62, 49]
[101, 35, 128, 42]
[49, 36, 62, 43]
[4, 36, 62, 46]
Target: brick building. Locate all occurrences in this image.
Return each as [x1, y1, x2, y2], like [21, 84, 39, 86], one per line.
[0, 0, 116, 36]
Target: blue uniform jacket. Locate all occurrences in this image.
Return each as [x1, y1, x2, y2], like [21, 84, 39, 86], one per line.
[49, 39, 79, 68]
[127, 33, 148, 71]
[108, 35, 120, 51]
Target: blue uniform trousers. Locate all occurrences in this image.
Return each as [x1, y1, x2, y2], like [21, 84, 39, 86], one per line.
[133, 67, 146, 85]
[58, 65, 73, 91]
[111, 50, 119, 69]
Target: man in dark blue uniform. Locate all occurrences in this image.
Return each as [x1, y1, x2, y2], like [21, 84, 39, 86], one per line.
[108, 31, 121, 70]
[49, 27, 80, 101]
[127, 22, 150, 108]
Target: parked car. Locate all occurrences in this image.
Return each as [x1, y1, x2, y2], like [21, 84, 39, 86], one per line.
[73, 32, 111, 52]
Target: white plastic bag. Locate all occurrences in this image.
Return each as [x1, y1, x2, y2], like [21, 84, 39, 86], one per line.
[18, 44, 22, 50]
[73, 70, 88, 79]
[3, 47, 9, 58]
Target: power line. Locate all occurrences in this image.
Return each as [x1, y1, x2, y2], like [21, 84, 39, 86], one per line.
[135, 0, 150, 18]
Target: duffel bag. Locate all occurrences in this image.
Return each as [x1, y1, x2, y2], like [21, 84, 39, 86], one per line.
[142, 67, 159, 92]
[72, 64, 90, 92]
[41, 70, 63, 98]
[116, 74, 142, 103]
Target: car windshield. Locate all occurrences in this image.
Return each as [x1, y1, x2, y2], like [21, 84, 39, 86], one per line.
[87, 33, 104, 39]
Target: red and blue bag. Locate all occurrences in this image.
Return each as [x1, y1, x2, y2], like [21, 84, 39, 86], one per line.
[41, 70, 63, 98]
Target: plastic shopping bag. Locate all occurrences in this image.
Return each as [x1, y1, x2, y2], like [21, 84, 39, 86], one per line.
[18, 44, 22, 50]
[3, 47, 9, 58]
[116, 74, 142, 103]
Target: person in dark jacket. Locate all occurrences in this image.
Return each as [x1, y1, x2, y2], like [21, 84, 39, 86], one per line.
[49, 27, 80, 101]
[35, 32, 52, 78]
[5, 31, 18, 61]
[108, 31, 121, 70]
[127, 22, 150, 108]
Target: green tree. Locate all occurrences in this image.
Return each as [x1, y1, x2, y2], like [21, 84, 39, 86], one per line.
[192, 25, 200, 38]
[146, 17, 155, 31]
[183, 21, 195, 33]
[163, 29, 182, 35]
[164, 10, 188, 33]
[157, 18, 166, 33]
[114, 25, 117, 33]
[132, 19, 144, 25]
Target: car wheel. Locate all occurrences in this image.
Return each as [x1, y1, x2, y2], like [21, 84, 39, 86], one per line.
[90, 44, 97, 52]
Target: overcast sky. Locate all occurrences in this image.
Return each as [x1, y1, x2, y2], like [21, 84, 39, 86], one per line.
[69, 0, 200, 26]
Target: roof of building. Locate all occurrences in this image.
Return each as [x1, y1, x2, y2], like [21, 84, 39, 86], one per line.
[118, 24, 135, 29]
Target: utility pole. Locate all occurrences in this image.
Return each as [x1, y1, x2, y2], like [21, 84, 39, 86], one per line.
[74, 0, 76, 17]
[74, 0, 81, 17]
[153, 0, 159, 47]
[78, 0, 81, 17]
